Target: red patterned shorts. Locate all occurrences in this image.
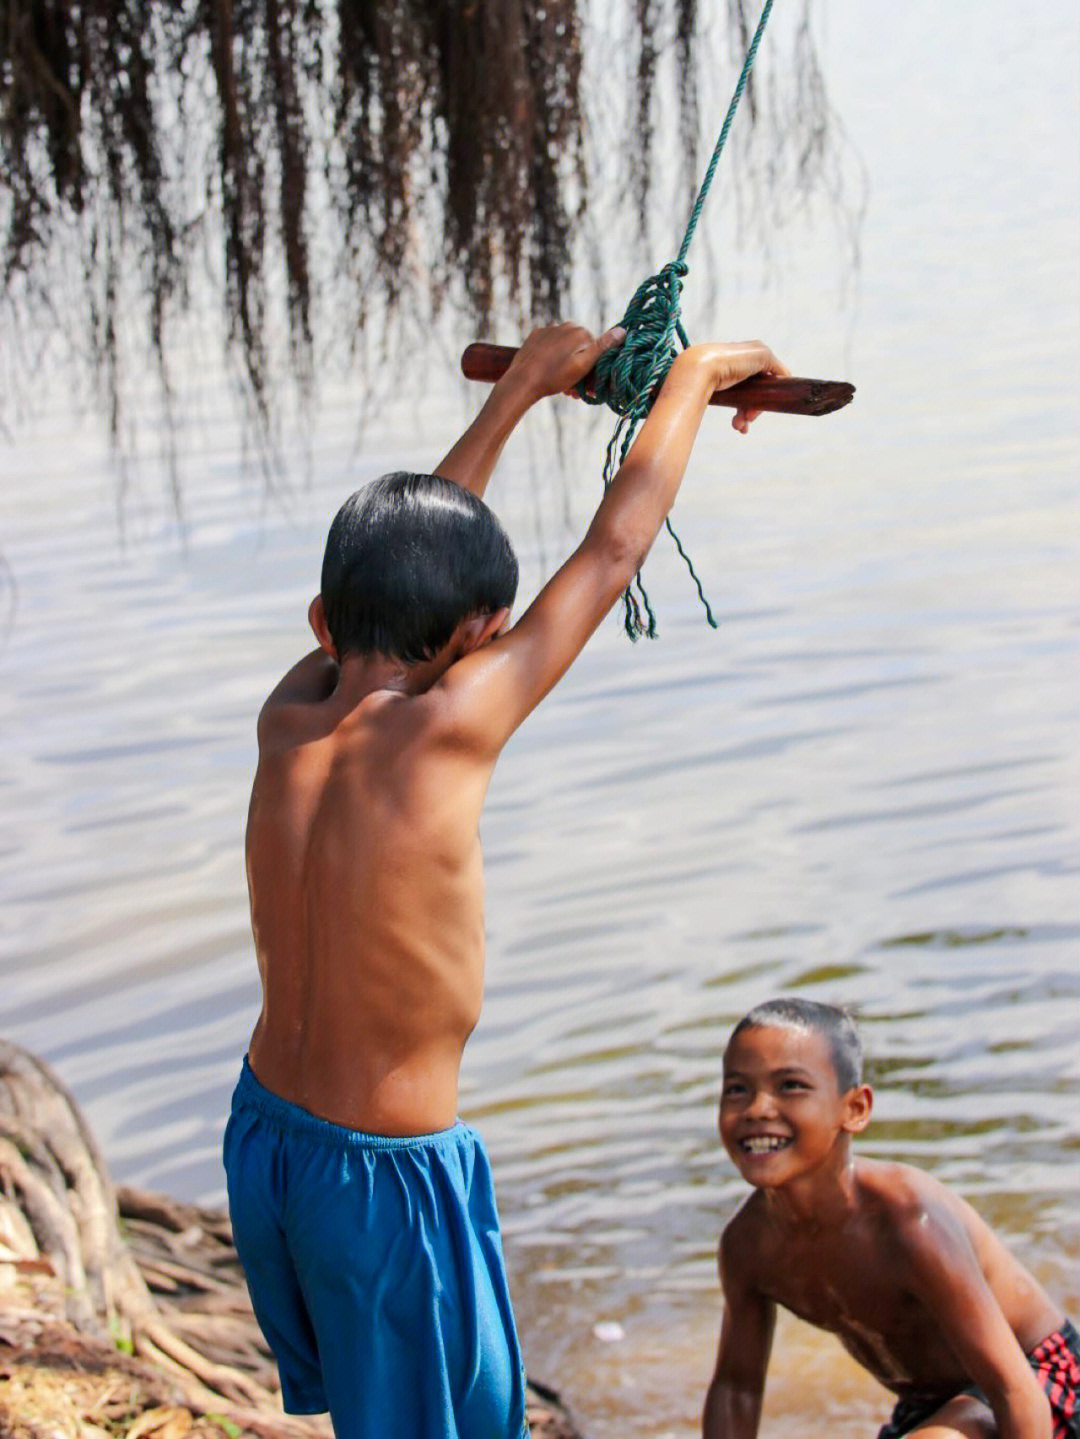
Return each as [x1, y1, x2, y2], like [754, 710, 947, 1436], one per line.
[877, 1318, 1080, 1438]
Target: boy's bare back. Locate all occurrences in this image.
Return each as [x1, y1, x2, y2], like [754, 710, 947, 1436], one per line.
[246, 659, 497, 1135]
[244, 324, 787, 1141]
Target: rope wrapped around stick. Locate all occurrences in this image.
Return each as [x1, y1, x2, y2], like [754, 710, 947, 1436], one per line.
[576, 259, 707, 639]
[578, 0, 776, 637]
[460, 3, 851, 638]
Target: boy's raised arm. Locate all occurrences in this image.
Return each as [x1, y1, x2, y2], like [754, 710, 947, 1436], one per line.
[900, 1204, 1052, 1439]
[703, 1229, 775, 1439]
[441, 336, 787, 746]
[435, 323, 625, 497]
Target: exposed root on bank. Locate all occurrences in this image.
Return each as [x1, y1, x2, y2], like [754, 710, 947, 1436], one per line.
[0, 1040, 583, 1438]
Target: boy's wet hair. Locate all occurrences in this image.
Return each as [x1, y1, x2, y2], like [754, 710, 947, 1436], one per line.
[321, 472, 519, 662]
[729, 998, 864, 1092]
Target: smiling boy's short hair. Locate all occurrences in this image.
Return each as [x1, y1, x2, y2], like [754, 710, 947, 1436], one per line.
[728, 998, 864, 1092]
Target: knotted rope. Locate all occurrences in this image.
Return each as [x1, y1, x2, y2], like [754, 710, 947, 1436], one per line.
[580, 0, 775, 638]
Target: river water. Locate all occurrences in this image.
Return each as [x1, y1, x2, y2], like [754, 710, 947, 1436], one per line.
[2, 2, 1078, 1435]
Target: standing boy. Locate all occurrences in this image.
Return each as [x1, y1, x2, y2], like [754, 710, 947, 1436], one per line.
[223, 322, 787, 1439]
[704, 997, 1078, 1439]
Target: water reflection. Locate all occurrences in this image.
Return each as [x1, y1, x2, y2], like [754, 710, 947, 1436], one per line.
[2, 2, 1079, 1435]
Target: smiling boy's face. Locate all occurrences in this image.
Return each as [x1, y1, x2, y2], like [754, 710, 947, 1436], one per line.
[719, 1023, 871, 1188]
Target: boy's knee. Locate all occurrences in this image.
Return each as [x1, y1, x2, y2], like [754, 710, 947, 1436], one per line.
[908, 1393, 996, 1439]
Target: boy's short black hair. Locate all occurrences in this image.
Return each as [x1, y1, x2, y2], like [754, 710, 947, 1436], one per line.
[728, 998, 864, 1092]
[320, 472, 519, 662]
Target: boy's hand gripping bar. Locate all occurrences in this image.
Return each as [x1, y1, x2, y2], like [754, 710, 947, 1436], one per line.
[461, 342, 855, 417]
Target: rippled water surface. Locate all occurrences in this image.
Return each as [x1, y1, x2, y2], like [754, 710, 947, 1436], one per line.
[2, 3, 1078, 1434]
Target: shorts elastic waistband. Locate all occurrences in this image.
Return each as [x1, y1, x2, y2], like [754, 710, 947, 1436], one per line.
[232, 1056, 475, 1152]
[1034, 1316, 1080, 1356]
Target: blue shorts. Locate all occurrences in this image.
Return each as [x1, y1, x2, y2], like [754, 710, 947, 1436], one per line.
[223, 1059, 527, 1438]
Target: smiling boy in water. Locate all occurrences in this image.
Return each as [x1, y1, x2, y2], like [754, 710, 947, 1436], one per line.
[223, 322, 787, 1439]
[704, 998, 1078, 1439]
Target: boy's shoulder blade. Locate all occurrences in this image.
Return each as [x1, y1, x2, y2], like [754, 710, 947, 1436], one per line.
[425, 648, 525, 760]
[257, 684, 403, 756]
[257, 691, 341, 750]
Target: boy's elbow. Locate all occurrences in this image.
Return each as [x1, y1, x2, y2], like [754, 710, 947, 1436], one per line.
[996, 1378, 1053, 1439]
[584, 510, 655, 587]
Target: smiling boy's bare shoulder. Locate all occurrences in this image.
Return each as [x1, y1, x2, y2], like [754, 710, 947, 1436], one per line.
[854, 1157, 971, 1229]
[719, 1191, 776, 1282]
[720, 1165, 951, 1284]
[849, 1158, 1013, 1285]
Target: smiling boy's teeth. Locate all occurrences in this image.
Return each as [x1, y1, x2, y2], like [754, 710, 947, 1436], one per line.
[743, 1136, 789, 1153]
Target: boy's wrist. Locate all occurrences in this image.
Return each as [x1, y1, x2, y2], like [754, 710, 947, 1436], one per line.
[679, 343, 733, 383]
[492, 362, 548, 409]
[662, 345, 728, 401]
[676, 339, 784, 402]
[483, 372, 541, 432]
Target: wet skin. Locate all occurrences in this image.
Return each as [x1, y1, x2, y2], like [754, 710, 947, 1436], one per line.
[244, 325, 787, 1137]
[703, 1024, 1059, 1438]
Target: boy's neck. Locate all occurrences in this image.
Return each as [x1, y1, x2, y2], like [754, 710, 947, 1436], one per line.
[762, 1143, 861, 1231]
[335, 647, 454, 700]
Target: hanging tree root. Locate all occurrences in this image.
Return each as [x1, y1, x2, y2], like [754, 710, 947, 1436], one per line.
[0, 1039, 583, 1439]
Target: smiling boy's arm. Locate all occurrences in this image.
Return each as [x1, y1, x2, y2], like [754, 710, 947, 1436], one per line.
[434, 323, 625, 497]
[703, 1222, 776, 1439]
[897, 1199, 1052, 1439]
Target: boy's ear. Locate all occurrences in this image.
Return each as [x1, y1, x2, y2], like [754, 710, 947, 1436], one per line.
[841, 1084, 873, 1135]
[309, 595, 338, 660]
[457, 607, 510, 656]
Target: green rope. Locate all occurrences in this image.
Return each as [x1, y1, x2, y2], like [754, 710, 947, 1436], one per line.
[581, 0, 775, 639]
